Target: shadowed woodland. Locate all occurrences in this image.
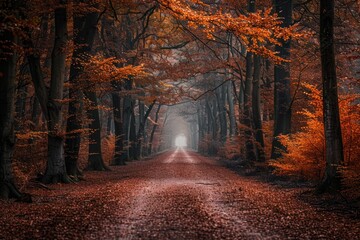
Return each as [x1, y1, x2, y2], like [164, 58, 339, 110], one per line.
[1, 0, 360, 239]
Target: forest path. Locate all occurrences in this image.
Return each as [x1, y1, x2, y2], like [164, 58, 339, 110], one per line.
[113, 148, 263, 239]
[1, 149, 359, 239]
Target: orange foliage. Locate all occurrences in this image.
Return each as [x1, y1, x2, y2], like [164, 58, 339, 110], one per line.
[13, 132, 47, 190]
[159, 0, 302, 62]
[217, 137, 241, 160]
[80, 55, 147, 86]
[198, 134, 220, 155]
[270, 84, 360, 185]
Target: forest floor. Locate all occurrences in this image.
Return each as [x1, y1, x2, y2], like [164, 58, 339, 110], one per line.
[0, 149, 360, 240]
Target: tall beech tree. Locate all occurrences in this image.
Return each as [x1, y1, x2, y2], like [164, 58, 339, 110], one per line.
[25, 0, 70, 183]
[42, 0, 69, 183]
[85, 91, 109, 171]
[317, 0, 344, 192]
[24, 1, 71, 183]
[252, 55, 265, 162]
[271, 0, 293, 159]
[148, 104, 162, 155]
[243, 0, 256, 162]
[0, 1, 22, 198]
[65, 0, 100, 177]
[134, 100, 156, 159]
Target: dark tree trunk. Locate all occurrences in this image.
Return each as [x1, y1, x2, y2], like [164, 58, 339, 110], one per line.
[135, 100, 145, 159]
[252, 55, 266, 162]
[216, 85, 227, 143]
[0, 17, 22, 199]
[123, 96, 133, 160]
[129, 109, 137, 159]
[197, 106, 204, 153]
[31, 97, 41, 131]
[135, 101, 156, 160]
[206, 100, 212, 136]
[42, 2, 70, 183]
[241, 0, 256, 162]
[243, 49, 256, 162]
[85, 91, 109, 171]
[317, 0, 344, 193]
[111, 92, 126, 165]
[25, 38, 49, 119]
[271, 0, 292, 159]
[148, 105, 161, 155]
[227, 81, 236, 136]
[262, 59, 272, 121]
[15, 71, 28, 130]
[65, 1, 99, 178]
[106, 112, 113, 135]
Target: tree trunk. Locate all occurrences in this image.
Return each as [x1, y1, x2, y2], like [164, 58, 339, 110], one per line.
[135, 101, 156, 159]
[262, 59, 272, 121]
[65, 2, 99, 178]
[123, 95, 134, 160]
[243, 49, 256, 162]
[15, 71, 28, 130]
[31, 97, 41, 131]
[216, 85, 227, 143]
[111, 92, 126, 165]
[252, 55, 266, 162]
[129, 109, 137, 159]
[0, 19, 22, 199]
[317, 0, 344, 193]
[197, 106, 204, 153]
[85, 91, 109, 171]
[135, 100, 145, 159]
[271, 0, 292, 159]
[42, 2, 70, 183]
[241, 0, 256, 162]
[227, 81, 236, 136]
[148, 105, 161, 155]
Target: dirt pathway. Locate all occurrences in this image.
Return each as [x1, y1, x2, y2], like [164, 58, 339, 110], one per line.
[1, 149, 359, 239]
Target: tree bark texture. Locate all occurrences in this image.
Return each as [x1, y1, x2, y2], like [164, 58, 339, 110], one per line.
[123, 89, 135, 160]
[135, 101, 156, 159]
[252, 55, 265, 162]
[317, 0, 344, 193]
[112, 92, 126, 165]
[43, 1, 70, 183]
[271, 0, 293, 159]
[0, 16, 22, 198]
[243, 50, 256, 162]
[148, 105, 161, 155]
[227, 81, 236, 136]
[85, 91, 109, 171]
[65, 1, 99, 178]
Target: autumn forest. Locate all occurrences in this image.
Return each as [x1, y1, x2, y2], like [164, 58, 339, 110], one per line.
[1, 0, 360, 239]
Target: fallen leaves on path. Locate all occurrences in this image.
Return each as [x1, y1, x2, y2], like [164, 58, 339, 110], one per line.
[0, 150, 359, 239]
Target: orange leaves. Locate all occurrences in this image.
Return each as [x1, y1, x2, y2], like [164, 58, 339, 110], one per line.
[158, 0, 301, 60]
[270, 83, 360, 182]
[79, 55, 147, 86]
[16, 131, 47, 141]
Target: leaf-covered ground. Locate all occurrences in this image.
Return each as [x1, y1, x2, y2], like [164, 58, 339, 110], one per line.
[1, 149, 359, 239]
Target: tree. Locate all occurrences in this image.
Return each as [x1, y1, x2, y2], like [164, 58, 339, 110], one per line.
[0, 1, 22, 199]
[252, 55, 265, 162]
[134, 100, 156, 159]
[317, 0, 344, 193]
[271, 0, 293, 159]
[65, 0, 100, 178]
[148, 104, 162, 155]
[42, 0, 70, 183]
[242, 0, 256, 162]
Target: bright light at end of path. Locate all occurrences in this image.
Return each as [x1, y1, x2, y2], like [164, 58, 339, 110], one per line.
[175, 134, 187, 148]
